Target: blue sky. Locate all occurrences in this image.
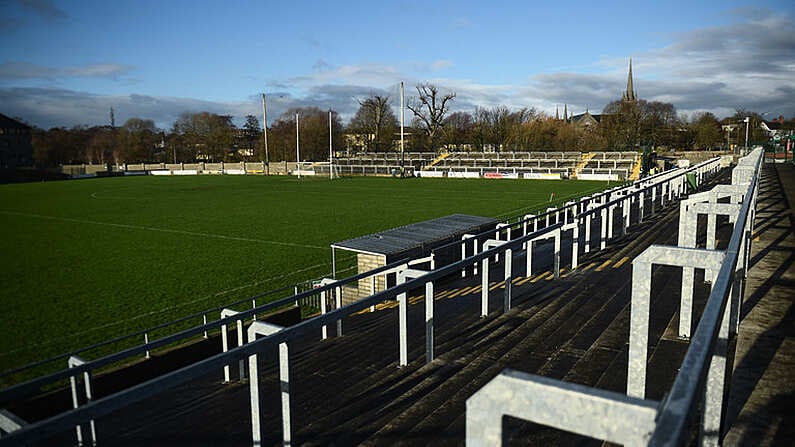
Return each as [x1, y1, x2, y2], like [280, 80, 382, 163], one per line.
[1, 0, 794, 129]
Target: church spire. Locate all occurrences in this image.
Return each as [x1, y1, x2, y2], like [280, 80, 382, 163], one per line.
[622, 58, 637, 102]
[555, 105, 559, 120]
[564, 104, 568, 121]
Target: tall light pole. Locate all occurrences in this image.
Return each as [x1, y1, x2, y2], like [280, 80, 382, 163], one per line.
[261, 94, 269, 175]
[744, 116, 750, 152]
[295, 113, 301, 180]
[328, 109, 333, 180]
[400, 81, 405, 168]
[725, 126, 730, 150]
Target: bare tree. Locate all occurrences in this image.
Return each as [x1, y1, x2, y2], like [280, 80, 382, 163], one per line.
[348, 95, 398, 152]
[406, 83, 455, 151]
[268, 107, 343, 161]
[442, 111, 474, 151]
[172, 112, 235, 161]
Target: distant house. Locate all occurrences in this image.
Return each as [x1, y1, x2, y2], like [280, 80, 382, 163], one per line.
[761, 120, 783, 137]
[0, 113, 33, 167]
[570, 110, 603, 128]
[343, 132, 375, 153]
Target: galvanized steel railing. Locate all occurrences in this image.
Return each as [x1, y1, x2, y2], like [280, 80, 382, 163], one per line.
[466, 148, 763, 446]
[0, 155, 724, 445]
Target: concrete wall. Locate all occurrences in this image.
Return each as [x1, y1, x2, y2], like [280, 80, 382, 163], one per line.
[670, 150, 733, 165]
[60, 162, 295, 177]
[357, 253, 387, 297]
[60, 164, 110, 175]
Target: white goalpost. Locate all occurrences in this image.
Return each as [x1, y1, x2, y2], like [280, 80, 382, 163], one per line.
[296, 161, 339, 179]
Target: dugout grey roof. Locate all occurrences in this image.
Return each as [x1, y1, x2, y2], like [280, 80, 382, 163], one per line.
[331, 214, 499, 258]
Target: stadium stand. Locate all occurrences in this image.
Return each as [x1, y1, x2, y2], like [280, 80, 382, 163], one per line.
[334, 151, 585, 178]
[575, 151, 639, 180]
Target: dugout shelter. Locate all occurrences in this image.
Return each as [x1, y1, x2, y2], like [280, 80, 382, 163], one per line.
[331, 214, 499, 300]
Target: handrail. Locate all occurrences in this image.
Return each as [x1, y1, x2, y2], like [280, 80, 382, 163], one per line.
[0, 281, 298, 380]
[0, 155, 725, 444]
[648, 149, 762, 445]
[464, 149, 759, 447]
[0, 256, 411, 405]
[8, 154, 697, 387]
[0, 222, 566, 446]
[433, 157, 721, 257]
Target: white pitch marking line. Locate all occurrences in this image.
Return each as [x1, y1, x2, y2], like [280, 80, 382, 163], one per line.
[0, 210, 327, 250]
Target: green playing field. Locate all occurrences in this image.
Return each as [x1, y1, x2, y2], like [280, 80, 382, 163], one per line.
[0, 174, 608, 375]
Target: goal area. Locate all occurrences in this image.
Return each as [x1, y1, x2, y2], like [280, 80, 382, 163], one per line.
[297, 161, 340, 179]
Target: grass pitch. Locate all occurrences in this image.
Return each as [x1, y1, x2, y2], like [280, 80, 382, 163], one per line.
[0, 174, 608, 375]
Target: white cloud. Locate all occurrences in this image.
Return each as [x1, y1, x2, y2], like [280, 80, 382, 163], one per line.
[0, 87, 258, 130]
[430, 60, 454, 71]
[65, 64, 133, 78]
[0, 62, 134, 80]
[2, 8, 793, 129]
[519, 9, 795, 118]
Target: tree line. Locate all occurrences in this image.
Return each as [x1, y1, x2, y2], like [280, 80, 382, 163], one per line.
[29, 83, 792, 167]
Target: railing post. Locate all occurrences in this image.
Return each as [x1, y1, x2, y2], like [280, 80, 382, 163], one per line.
[335, 286, 342, 337]
[370, 276, 376, 312]
[398, 276, 408, 367]
[481, 257, 490, 317]
[572, 216, 580, 269]
[700, 293, 732, 447]
[525, 238, 534, 276]
[320, 290, 328, 339]
[607, 203, 615, 240]
[628, 260, 652, 398]
[425, 281, 434, 363]
[639, 189, 645, 222]
[553, 229, 561, 279]
[623, 196, 630, 235]
[600, 207, 607, 250]
[504, 248, 513, 312]
[707, 212, 717, 250]
[247, 322, 289, 447]
[473, 239, 479, 275]
[220, 309, 245, 382]
[462, 234, 473, 278]
[585, 212, 592, 253]
[68, 356, 96, 447]
[651, 186, 657, 216]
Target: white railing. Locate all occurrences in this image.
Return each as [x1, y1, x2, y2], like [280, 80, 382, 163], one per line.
[0, 156, 724, 446]
[466, 148, 763, 446]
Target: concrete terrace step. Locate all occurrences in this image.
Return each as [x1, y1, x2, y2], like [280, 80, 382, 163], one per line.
[298, 280, 568, 445]
[356, 180, 715, 445]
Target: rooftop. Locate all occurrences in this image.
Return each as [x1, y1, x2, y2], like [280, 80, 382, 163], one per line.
[331, 214, 499, 257]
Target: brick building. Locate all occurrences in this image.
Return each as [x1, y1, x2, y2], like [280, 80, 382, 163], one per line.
[0, 113, 33, 167]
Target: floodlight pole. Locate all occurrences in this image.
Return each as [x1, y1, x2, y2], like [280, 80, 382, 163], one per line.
[262, 94, 269, 175]
[329, 109, 333, 180]
[296, 113, 301, 180]
[400, 81, 405, 167]
[725, 126, 730, 150]
[744, 116, 750, 151]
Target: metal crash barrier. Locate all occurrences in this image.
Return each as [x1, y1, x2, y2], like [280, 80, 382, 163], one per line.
[466, 148, 763, 446]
